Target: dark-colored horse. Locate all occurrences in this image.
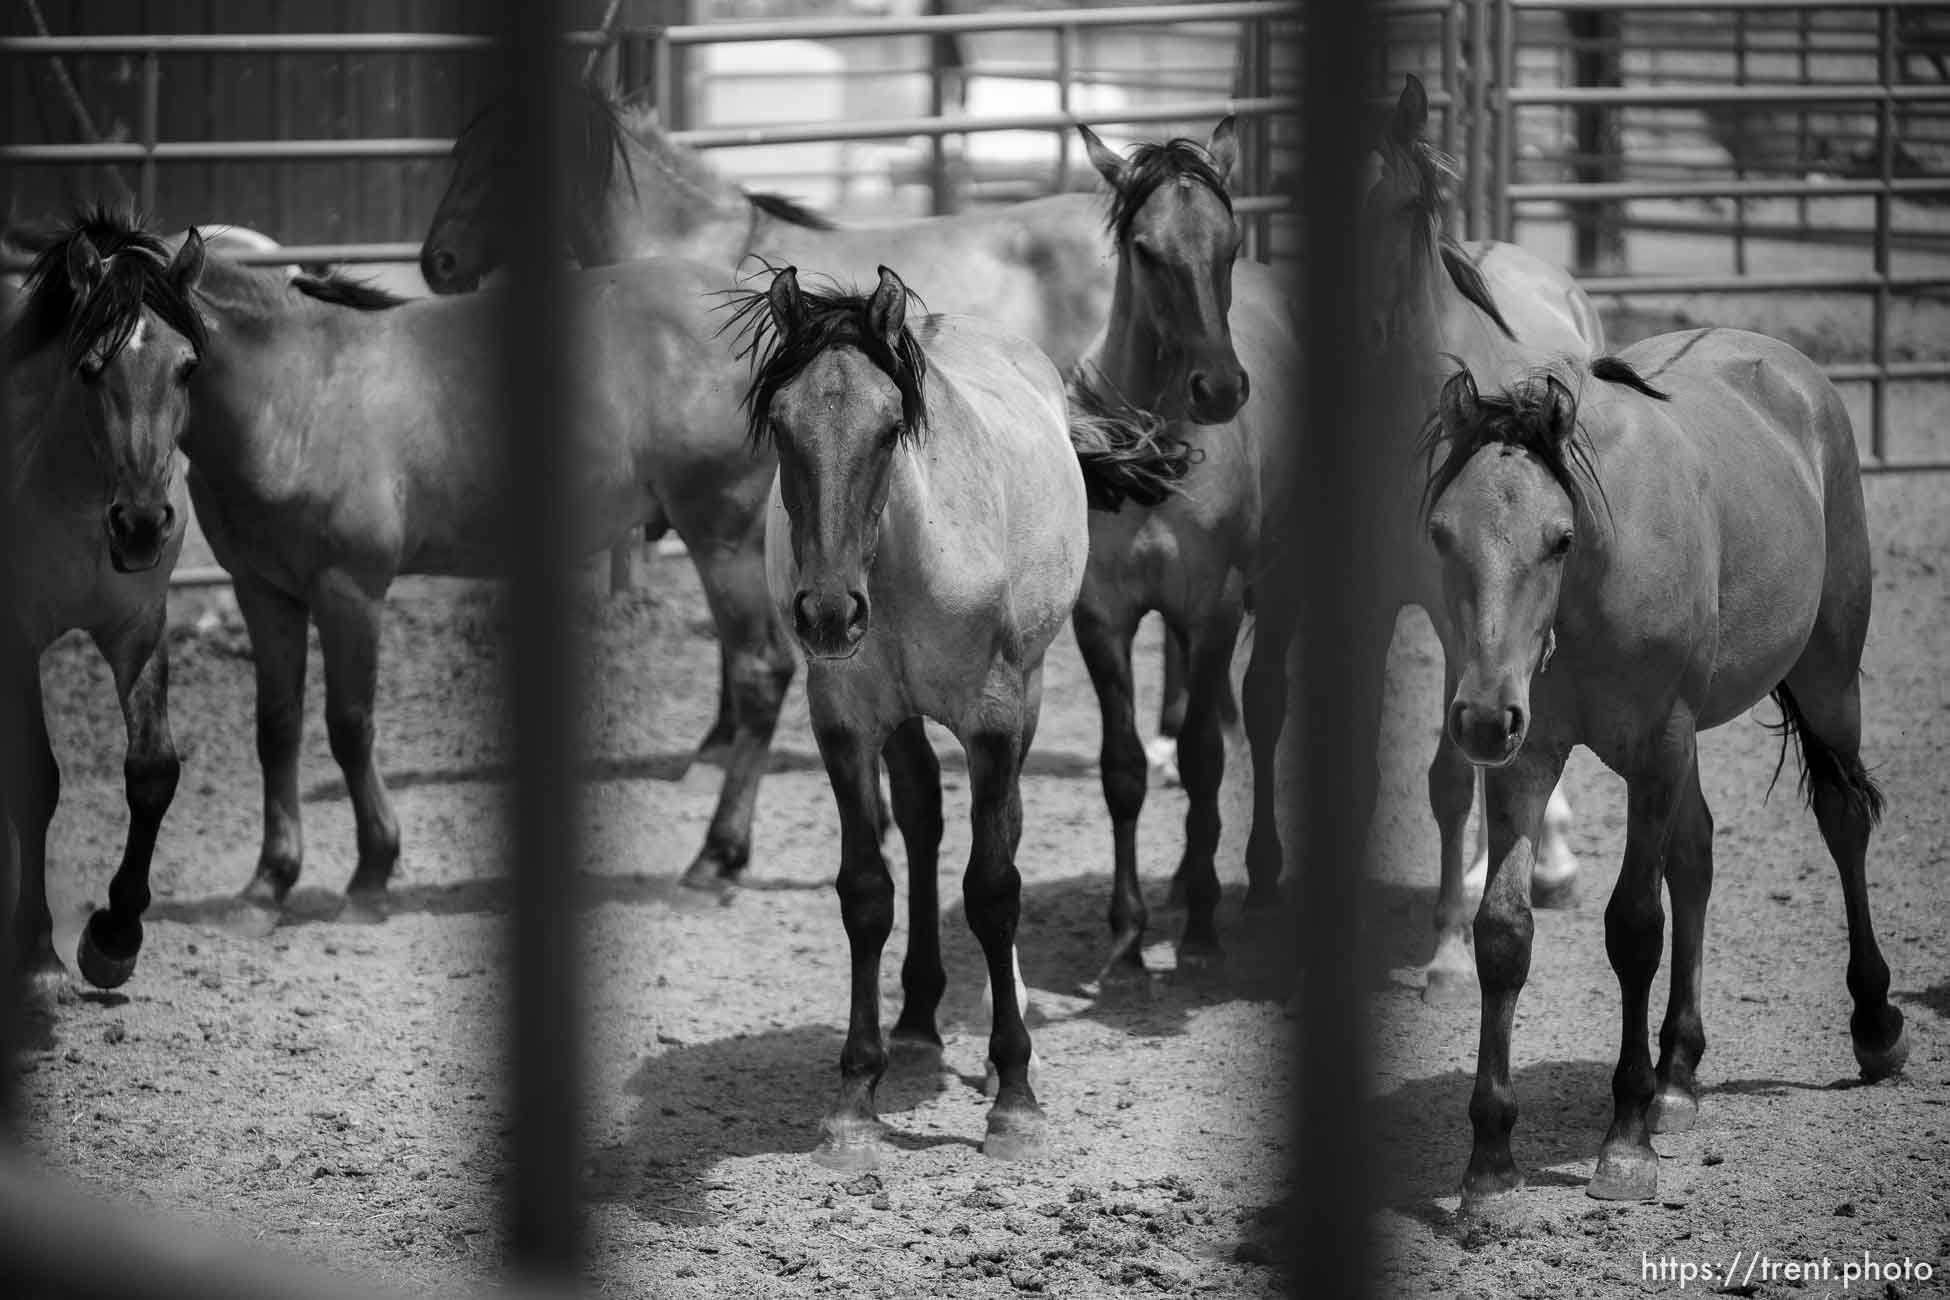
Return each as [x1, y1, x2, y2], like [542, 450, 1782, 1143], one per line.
[2, 209, 206, 990]
[1420, 335, 1907, 1208]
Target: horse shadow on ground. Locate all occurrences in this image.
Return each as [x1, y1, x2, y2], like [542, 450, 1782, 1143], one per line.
[301, 744, 1102, 803]
[147, 869, 693, 933]
[1371, 1057, 1617, 1235]
[1895, 977, 1950, 1023]
[584, 1021, 976, 1225]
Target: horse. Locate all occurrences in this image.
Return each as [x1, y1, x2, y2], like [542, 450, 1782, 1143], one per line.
[1356, 76, 1601, 1001]
[1418, 336, 1908, 1208]
[1064, 118, 1301, 983]
[418, 82, 1215, 779]
[172, 243, 795, 923]
[727, 263, 1186, 1168]
[1, 208, 207, 991]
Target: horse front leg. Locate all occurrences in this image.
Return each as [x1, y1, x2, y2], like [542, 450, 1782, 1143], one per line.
[1587, 726, 1697, 1203]
[1171, 599, 1245, 970]
[1071, 594, 1149, 990]
[884, 716, 945, 1053]
[75, 609, 180, 990]
[677, 536, 796, 890]
[312, 572, 400, 924]
[810, 694, 896, 1171]
[1424, 725, 1478, 1004]
[3, 651, 62, 989]
[1149, 623, 1189, 786]
[232, 574, 309, 930]
[962, 690, 1043, 1161]
[1460, 746, 1563, 1210]
[1241, 591, 1293, 910]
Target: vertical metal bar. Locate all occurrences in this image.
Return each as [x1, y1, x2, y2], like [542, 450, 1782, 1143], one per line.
[1872, 4, 1894, 465]
[1288, 0, 1380, 1292]
[1466, 0, 1489, 240]
[1441, 0, 1461, 241]
[1797, 4, 1811, 234]
[1493, 0, 1514, 240]
[139, 50, 160, 217]
[927, 0, 953, 215]
[0, 36, 19, 1137]
[496, 0, 584, 1281]
[1732, 8, 1749, 277]
[1247, 16, 1274, 263]
[653, 28, 674, 125]
[1055, 24, 1073, 194]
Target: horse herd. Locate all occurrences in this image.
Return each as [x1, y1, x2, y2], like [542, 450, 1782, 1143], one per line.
[0, 73, 1910, 1206]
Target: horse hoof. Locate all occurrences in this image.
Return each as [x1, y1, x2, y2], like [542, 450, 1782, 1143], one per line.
[75, 912, 140, 991]
[1855, 1020, 1910, 1082]
[1649, 1086, 1699, 1134]
[1144, 736, 1180, 788]
[1422, 961, 1475, 1006]
[1243, 879, 1285, 913]
[1530, 870, 1578, 911]
[1587, 1146, 1659, 1202]
[812, 1117, 884, 1172]
[678, 855, 740, 895]
[982, 1105, 1048, 1162]
[1458, 1171, 1525, 1214]
[16, 950, 70, 1001]
[212, 897, 280, 941]
[336, 891, 389, 926]
[980, 1052, 1045, 1101]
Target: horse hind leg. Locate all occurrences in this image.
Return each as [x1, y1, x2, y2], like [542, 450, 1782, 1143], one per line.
[1073, 598, 1150, 991]
[1171, 601, 1245, 973]
[76, 611, 181, 990]
[1771, 672, 1906, 1080]
[313, 575, 401, 925]
[1241, 596, 1292, 913]
[884, 717, 946, 1055]
[4, 654, 63, 989]
[1651, 771, 1714, 1134]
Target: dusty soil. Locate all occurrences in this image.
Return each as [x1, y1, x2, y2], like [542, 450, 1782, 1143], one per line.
[13, 301, 1950, 1299]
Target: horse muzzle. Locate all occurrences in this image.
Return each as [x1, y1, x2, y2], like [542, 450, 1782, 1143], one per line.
[792, 587, 870, 660]
[105, 501, 176, 574]
[1446, 695, 1528, 767]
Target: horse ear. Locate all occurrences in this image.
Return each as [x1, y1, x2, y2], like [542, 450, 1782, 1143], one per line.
[1393, 74, 1430, 145]
[867, 265, 907, 348]
[1077, 123, 1127, 191]
[168, 226, 206, 292]
[1206, 116, 1239, 186]
[1543, 374, 1580, 442]
[766, 265, 805, 341]
[1437, 366, 1480, 434]
[66, 231, 103, 297]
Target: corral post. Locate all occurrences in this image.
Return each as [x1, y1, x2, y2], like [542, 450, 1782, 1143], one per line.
[1465, 0, 1490, 240]
[496, 0, 587, 1281]
[0, 52, 18, 1134]
[1567, 7, 1622, 272]
[926, 0, 960, 215]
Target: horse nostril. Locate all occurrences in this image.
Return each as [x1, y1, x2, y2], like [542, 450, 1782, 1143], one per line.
[1188, 371, 1212, 406]
[1446, 701, 1469, 747]
[107, 505, 129, 538]
[1237, 369, 1250, 403]
[1505, 706, 1525, 740]
[161, 504, 177, 533]
[846, 591, 870, 634]
[792, 592, 815, 637]
[430, 249, 456, 280]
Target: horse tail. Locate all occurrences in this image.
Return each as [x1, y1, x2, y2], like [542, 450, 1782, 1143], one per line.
[1762, 681, 1885, 828]
[1065, 369, 1198, 512]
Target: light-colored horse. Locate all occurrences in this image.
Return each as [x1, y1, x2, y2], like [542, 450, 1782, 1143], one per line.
[731, 265, 1100, 1168]
[418, 84, 1212, 772]
[176, 248, 792, 924]
[1358, 78, 1596, 1000]
[2, 210, 206, 990]
[1421, 333, 1906, 1208]
[1066, 119, 1299, 982]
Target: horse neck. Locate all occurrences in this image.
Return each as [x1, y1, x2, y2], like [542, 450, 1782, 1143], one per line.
[177, 267, 309, 476]
[7, 362, 107, 516]
[592, 127, 751, 267]
[1092, 260, 1190, 419]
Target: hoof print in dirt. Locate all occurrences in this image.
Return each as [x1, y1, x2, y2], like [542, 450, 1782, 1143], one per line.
[209, 898, 282, 941]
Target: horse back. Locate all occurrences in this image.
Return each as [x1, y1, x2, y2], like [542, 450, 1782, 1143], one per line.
[1470, 240, 1605, 355]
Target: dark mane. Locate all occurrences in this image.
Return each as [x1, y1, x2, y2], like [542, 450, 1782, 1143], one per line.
[748, 191, 837, 231]
[718, 267, 931, 447]
[1103, 137, 1234, 243]
[1378, 127, 1516, 341]
[1416, 360, 1614, 524]
[1066, 363, 1199, 511]
[292, 270, 410, 311]
[4, 204, 207, 369]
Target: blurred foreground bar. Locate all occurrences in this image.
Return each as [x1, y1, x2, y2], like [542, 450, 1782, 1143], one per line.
[496, 0, 588, 1286]
[1284, 0, 1387, 1295]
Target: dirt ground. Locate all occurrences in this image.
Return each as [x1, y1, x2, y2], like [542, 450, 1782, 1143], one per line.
[12, 292, 1950, 1299]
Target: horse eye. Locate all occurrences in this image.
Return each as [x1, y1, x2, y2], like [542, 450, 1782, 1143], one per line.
[1550, 529, 1575, 558]
[77, 361, 103, 385]
[178, 357, 199, 383]
[1427, 520, 1454, 553]
[1131, 238, 1158, 263]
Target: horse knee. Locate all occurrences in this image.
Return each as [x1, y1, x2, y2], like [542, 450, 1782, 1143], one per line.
[325, 705, 375, 770]
[835, 857, 895, 945]
[1428, 751, 1474, 826]
[1100, 732, 1146, 821]
[123, 751, 181, 819]
[963, 864, 1024, 944]
[1603, 890, 1664, 978]
[1472, 898, 1534, 995]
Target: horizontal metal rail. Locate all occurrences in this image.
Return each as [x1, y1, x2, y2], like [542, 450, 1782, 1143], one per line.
[1506, 83, 1950, 106]
[651, 1, 1309, 45]
[1513, 0, 1941, 9]
[0, 32, 603, 54]
[1577, 269, 1950, 294]
[1507, 176, 1950, 201]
